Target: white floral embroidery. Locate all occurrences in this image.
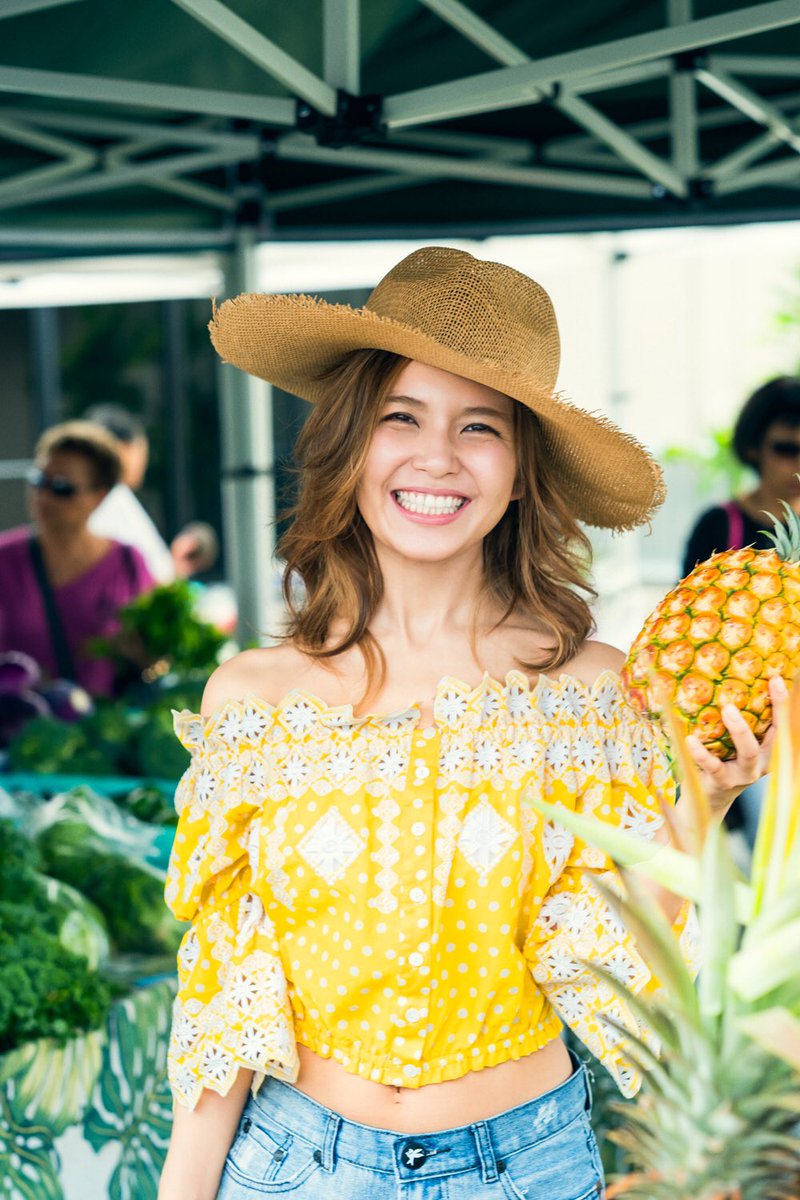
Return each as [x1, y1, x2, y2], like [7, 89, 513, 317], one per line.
[474, 738, 500, 775]
[436, 689, 468, 726]
[457, 796, 517, 883]
[327, 747, 356, 782]
[375, 745, 407, 782]
[542, 820, 573, 879]
[544, 736, 571, 774]
[440, 743, 468, 776]
[241, 706, 269, 741]
[282, 700, 319, 735]
[507, 683, 532, 720]
[298, 808, 366, 885]
[281, 751, 309, 793]
[215, 710, 242, 746]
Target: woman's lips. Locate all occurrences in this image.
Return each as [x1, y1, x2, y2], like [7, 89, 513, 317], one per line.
[391, 489, 472, 523]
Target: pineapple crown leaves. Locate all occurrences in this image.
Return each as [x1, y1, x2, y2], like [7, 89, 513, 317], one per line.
[738, 1008, 800, 1073]
[590, 868, 701, 1020]
[749, 688, 800, 915]
[760, 496, 800, 563]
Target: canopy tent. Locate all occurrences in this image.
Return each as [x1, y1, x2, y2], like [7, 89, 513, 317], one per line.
[2, 0, 799, 636]
[0, 0, 799, 254]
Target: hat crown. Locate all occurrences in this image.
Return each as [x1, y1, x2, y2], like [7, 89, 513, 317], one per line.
[364, 247, 560, 391]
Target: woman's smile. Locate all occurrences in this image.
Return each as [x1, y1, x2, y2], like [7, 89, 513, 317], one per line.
[392, 488, 471, 522]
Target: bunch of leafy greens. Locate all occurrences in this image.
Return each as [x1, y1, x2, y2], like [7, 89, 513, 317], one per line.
[93, 581, 227, 675]
[0, 819, 113, 1052]
[35, 791, 185, 955]
[7, 688, 198, 782]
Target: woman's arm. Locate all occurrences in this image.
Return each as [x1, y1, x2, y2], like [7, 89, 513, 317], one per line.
[158, 1068, 254, 1200]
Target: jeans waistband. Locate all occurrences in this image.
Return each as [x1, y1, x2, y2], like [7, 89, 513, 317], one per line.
[249, 1051, 592, 1183]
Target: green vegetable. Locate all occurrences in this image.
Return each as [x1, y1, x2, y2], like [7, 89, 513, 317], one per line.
[0, 820, 113, 1052]
[118, 784, 178, 826]
[6, 716, 92, 775]
[93, 581, 226, 676]
[70, 856, 184, 954]
[36, 798, 185, 955]
[133, 706, 191, 780]
[0, 905, 113, 1052]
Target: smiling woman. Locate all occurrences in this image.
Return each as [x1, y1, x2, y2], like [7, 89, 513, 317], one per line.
[158, 247, 780, 1200]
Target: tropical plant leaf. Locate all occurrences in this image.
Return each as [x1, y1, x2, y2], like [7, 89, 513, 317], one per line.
[528, 796, 707, 905]
[727, 916, 800, 1001]
[0, 1030, 104, 1136]
[83, 979, 176, 1200]
[0, 1077, 62, 1200]
[737, 1008, 800, 1072]
[591, 870, 700, 1022]
[697, 820, 739, 1022]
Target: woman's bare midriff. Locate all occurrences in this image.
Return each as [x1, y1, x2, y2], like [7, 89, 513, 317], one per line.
[291, 1037, 573, 1132]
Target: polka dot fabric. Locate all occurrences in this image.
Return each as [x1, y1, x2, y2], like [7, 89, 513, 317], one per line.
[165, 670, 698, 1110]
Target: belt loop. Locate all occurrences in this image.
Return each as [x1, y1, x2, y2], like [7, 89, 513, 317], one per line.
[471, 1122, 499, 1184]
[320, 1112, 342, 1173]
[582, 1059, 595, 1113]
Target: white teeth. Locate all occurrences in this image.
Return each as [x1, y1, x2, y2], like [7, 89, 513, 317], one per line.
[395, 490, 466, 515]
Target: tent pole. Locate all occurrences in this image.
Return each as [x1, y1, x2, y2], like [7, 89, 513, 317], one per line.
[218, 228, 278, 646]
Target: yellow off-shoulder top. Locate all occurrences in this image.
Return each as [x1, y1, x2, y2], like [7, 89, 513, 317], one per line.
[165, 670, 698, 1110]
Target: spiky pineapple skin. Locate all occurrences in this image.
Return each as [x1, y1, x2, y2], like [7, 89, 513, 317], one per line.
[621, 546, 800, 759]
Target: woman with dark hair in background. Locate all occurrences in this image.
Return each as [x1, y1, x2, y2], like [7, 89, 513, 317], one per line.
[680, 375, 800, 845]
[0, 420, 154, 696]
[682, 376, 800, 577]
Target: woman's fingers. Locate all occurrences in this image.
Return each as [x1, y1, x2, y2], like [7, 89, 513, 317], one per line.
[683, 676, 789, 812]
[720, 704, 761, 783]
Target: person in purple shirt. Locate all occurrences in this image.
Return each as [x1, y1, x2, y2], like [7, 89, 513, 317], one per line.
[0, 420, 154, 697]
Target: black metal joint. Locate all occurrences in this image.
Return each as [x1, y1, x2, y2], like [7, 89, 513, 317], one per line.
[688, 175, 714, 201]
[674, 49, 708, 73]
[295, 90, 384, 148]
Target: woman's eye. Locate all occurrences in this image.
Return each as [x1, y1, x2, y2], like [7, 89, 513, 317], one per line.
[383, 411, 417, 425]
[463, 422, 500, 436]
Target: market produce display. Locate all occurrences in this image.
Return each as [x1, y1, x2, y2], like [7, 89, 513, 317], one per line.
[0, 651, 93, 746]
[0, 582, 229, 1199]
[0, 784, 183, 1200]
[0, 819, 113, 1053]
[622, 504, 800, 758]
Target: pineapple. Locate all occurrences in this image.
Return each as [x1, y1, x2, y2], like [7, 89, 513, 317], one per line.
[530, 692, 800, 1200]
[621, 504, 800, 759]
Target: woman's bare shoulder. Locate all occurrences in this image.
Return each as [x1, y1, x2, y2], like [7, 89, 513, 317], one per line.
[200, 644, 312, 718]
[560, 639, 625, 687]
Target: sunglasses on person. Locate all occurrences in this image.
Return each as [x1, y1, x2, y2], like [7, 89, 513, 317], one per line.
[26, 467, 95, 498]
[766, 440, 800, 459]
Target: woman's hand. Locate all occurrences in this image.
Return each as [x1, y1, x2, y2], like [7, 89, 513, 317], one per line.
[684, 674, 788, 817]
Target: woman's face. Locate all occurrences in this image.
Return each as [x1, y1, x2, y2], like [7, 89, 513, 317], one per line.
[28, 450, 107, 534]
[356, 360, 520, 567]
[753, 420, 800, 499]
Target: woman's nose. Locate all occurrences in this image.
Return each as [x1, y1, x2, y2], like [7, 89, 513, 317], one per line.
[411, 430, 459, 474]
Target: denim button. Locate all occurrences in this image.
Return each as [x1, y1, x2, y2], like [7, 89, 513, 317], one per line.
[401, 1141, 427, 1169]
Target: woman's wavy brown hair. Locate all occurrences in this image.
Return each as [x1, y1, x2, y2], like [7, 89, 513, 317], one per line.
[279, 349, 596, 691]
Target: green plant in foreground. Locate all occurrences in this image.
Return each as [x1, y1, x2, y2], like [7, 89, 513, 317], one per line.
[530, 694, 800, 1200]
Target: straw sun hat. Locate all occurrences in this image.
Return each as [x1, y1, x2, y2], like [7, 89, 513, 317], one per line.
[210, 246, 664, 531]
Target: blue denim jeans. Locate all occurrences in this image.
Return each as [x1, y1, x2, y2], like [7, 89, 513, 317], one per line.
[217, 1054, 605, 1199]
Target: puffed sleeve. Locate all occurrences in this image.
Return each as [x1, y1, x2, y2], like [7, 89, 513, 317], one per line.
[165, 707, 299, 1110]
[523, 683, 699, 1097]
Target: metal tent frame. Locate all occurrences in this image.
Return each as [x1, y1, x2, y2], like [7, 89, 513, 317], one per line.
[0, 0, 799, 250]
[1, 0, 799, 635]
